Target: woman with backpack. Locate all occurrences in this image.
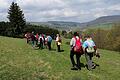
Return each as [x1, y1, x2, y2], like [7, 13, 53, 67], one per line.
[70, 32, 83, 70]
[31, 31, 36, 48]
[56, 34, 62, 52]
[82, 35, 99, 70]
[46, 34, 52, 50]
[35, 33, 39, 46]
[38, 34, 44, 49]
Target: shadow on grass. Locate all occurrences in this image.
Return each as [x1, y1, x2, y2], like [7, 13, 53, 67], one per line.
[80, 63, 85, 68]
[50, 48, 56, 51]
[85, 62, 100, 70]
[59, 50, 64, 52]
[71, 63, 85, 71]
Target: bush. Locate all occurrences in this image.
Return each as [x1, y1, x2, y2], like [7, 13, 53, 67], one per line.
[83, 24, 120, 52]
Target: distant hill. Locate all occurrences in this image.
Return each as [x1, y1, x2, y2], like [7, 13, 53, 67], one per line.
[29, 15, 120, 30]
[82, 15, 120, 27]
[29, 21, 81, 30]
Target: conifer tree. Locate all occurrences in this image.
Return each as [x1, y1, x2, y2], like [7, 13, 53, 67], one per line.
[8, 2, 26, 35]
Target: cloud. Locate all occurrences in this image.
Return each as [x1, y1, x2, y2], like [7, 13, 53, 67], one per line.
[0, 0, 120, 22]
[0, 0, 9, 8]
[108, 4, 120, 11]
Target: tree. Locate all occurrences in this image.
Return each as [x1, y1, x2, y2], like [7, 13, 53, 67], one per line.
[7, 2, 26, 35]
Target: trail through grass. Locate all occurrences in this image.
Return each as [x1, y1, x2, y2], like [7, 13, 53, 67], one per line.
[0, 36, 120, 80]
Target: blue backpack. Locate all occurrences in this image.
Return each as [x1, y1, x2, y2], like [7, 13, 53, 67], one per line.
[47, 36, 52, 42]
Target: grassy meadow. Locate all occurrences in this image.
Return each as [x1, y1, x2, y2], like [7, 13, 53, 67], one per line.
[0, 36, 120, 80]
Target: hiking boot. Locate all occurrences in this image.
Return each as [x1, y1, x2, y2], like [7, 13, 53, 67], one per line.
[77, 67, 81, 70]
[85, 64, 92, 71]
[71, 66, 78, 70]
[92, 64, 96, 69]
[76, 65, 81, 70]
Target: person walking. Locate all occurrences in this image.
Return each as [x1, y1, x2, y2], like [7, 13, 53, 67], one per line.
[82, 35, 99, 70]
[47, 34, 52, 50]
[70, 32, 83, 70]
[25, 32, 30, 43]
[31, 31, 36, 48]
[35, 33, 39, 46]
[56, 34, 62, 52]
[38, 34, 44, 49]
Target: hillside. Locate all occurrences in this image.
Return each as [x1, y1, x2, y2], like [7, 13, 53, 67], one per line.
[29, 21, 81, 30]
[0, 36, 120, 80]
[87, 15, 120, 25]
[29, 15, 120, 30]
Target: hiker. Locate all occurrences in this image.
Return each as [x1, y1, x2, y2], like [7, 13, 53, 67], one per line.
[38, 34, 44, 49]
[25, 32, 31, 43]
[42, 34, 45, 46]
[25, 32, 29, 43]
[44, 35, 48, 49]
[31, 31, 36, 48]
[70, 32, 83, 70]
[51, 33, 55, 40]
[56, 34, 62, 52]
[82, 35, 99, 70]
[46, 34, 52, 50]
[35, 33, 39, 46]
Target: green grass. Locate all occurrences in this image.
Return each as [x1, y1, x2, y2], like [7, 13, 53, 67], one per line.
[87, 23, 113, 30]
[0, 36, 120, 80]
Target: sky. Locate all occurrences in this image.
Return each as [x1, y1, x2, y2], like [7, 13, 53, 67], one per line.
[0, 0, 120, 23]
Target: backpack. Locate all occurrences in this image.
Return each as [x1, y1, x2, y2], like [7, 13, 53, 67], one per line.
[86, 40, 95, 53]
[86, 47, 95, 53]
[74, 37, 82, 53]
[47, 36, 52, 42]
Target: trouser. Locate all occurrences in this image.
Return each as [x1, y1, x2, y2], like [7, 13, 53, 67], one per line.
[27, 38, 30, 44]
[27, 39, 29, 43]
[57, 45, 60, 52]
[47, 42, 51, 50]
[38, 42, 43, 49]
[85, 52, 94, 70]
[36, 39, 38, 45]
[31, 40, 35, 47]
[70, 50, 81, 69]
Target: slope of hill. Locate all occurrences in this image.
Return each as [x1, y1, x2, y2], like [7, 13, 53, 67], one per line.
[29, 21, 81, 30]
[0, 36, 120, 80]
[88, 15, 120, 25]
[83, 15, 120, 28]
[29, 15, 120, 30]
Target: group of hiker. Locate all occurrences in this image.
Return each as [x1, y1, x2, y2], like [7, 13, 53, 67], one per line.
[24, 32, 62, 52]
[25, 31, 100, 71]
[70, 32, 100, 70]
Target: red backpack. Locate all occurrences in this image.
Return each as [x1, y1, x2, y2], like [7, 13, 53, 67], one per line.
[74, 37, 83, 53]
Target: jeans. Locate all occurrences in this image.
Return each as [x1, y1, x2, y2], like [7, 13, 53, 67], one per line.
[38, 42, 43, 49]
[57, 45, 60, 52]
[85, 52, 94, 70]
[47, 42, 51, 50]
[70, 50, 81, 69]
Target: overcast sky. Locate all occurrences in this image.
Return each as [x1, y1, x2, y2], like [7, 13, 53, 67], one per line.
[0, 0, 120, 22]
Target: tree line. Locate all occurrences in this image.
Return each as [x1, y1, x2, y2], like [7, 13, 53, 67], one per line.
[0, 21, 59, 38]
[89, 25, 120, 52]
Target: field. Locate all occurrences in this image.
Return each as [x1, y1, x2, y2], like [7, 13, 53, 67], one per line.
[0, 36, 120, 80]
[87, 23, 113, 30]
